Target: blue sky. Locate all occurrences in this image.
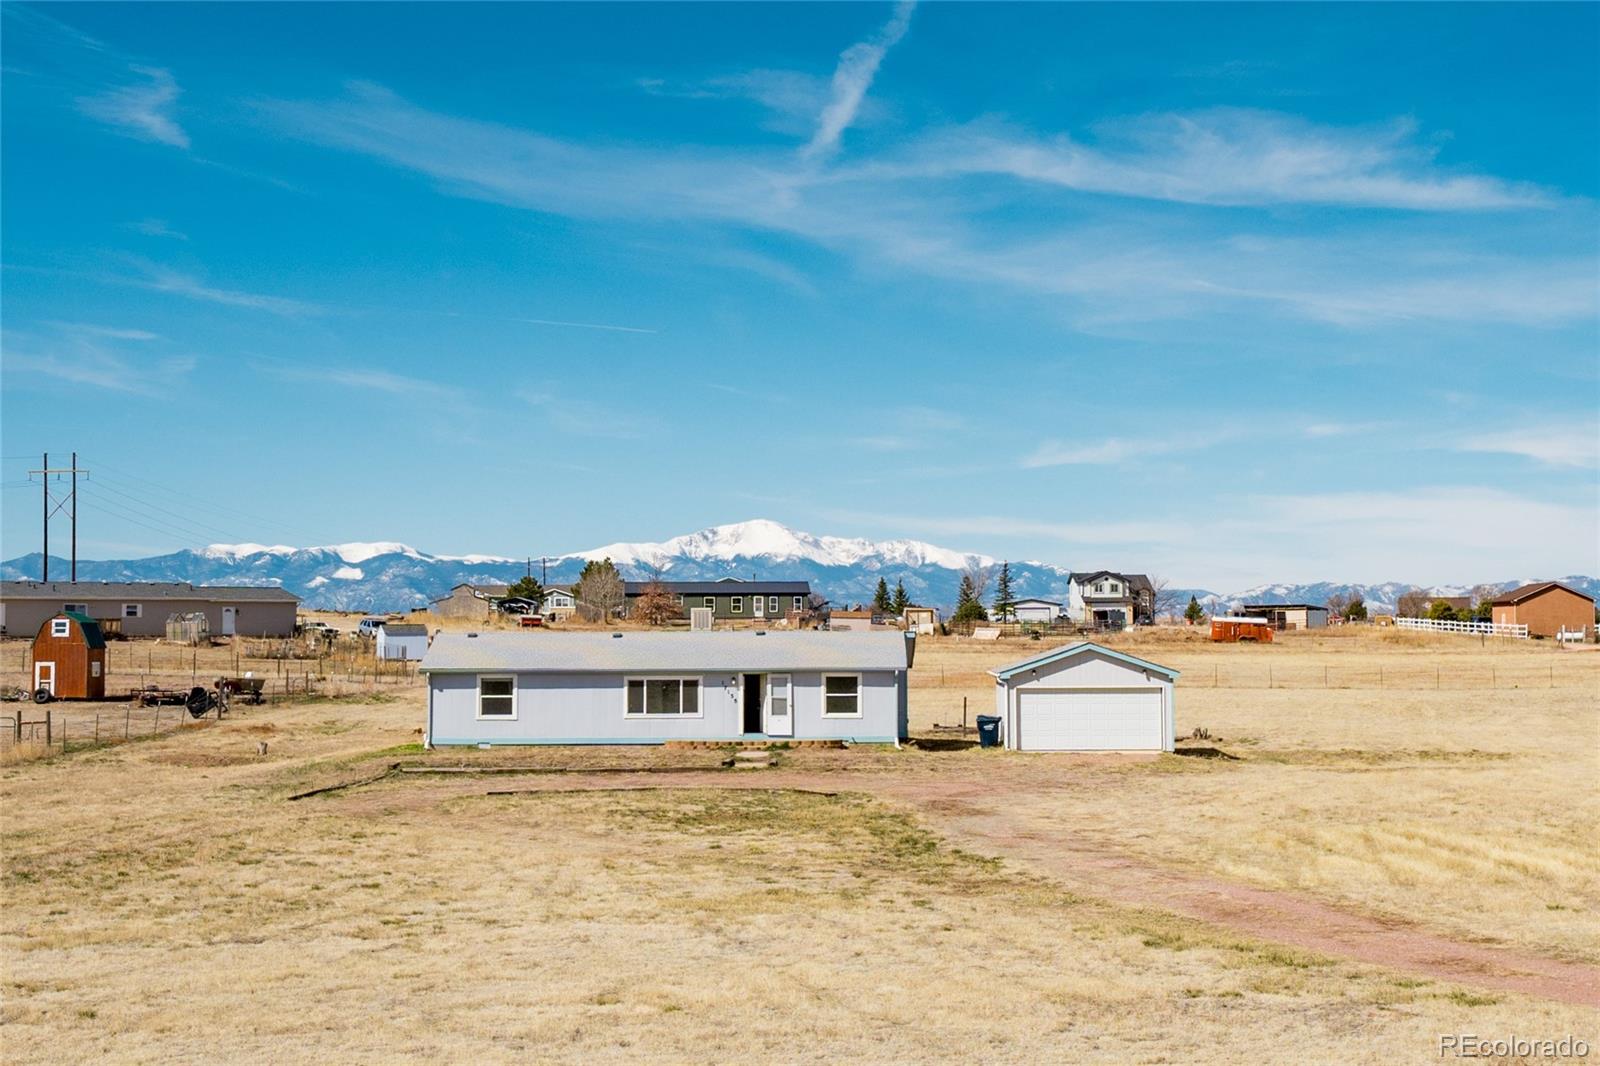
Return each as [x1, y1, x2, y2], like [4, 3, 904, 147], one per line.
[2, 1, 1596, 588]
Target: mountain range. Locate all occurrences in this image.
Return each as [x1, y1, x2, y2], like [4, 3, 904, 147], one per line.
[3, 519, 1595, 616]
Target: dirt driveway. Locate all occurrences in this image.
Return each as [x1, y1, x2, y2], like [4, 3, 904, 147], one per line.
[337, 764, 1600, 1010]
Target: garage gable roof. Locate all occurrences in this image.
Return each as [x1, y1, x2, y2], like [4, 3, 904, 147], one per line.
[421, 630, 911, 674]
[988, 641, 1179, 682]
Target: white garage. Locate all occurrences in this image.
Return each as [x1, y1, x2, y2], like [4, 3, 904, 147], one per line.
[1009, 598, 1063, 623]
[989, 642, 1178, 752]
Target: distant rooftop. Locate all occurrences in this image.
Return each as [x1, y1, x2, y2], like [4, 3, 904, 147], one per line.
[2, 580, 298, 603]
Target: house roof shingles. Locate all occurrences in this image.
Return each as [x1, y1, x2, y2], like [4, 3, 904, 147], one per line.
[1491, 581, 1595, 607]
[3, 581, 297, 603]
[422, 630, 909, 674]
[624, 580, 811, 597]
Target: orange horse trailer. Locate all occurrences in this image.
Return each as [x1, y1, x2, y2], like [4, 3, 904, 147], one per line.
[1210, 616, 1274, 643]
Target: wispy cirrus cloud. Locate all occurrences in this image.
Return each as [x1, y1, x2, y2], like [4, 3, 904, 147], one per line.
[134, 264, 322, 317]
[871, 110, 1553, 211]
[1456, 424, 1600, 469]
[77, 64, 189, 148]
[801, 0, 916, 161]
[1022, 437, 1182, 468]
[3, 322, 192, 395]
[127, 218, 189, 241]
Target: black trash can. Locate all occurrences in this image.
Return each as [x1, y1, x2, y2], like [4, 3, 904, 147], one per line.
[976, 714, 1002, 748]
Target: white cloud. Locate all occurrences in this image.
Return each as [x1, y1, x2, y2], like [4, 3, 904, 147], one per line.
[77, 65, 189, 148]
[1022, 437, 1177, 468]
[1457, 424, 1600, 469]
[128, 218, 188, 240]
[258, 82, 1595, 330]
[872, 110, 1553, 211]
[2, 323, 192, 395]
[135, 265, 321, 317]
[801, 1, 916, 161]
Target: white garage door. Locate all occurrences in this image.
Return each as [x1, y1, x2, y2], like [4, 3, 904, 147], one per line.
[1017, 689, 1163, 751]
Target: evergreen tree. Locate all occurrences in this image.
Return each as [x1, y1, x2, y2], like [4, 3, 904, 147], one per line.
[992, 561, 1015, 620]
[505, 576, 545, 610]
[952, 574, 989, 624]
[1345, 596, 1368, 621]
[890, 579, 909, 616]
[1183, 596, 1205, 625]
[872, 577, 892, 614]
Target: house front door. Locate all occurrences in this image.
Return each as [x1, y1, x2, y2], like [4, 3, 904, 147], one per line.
[221, 607, 237, 636]
[742, 674, 764, 734]
[765, 674, 793, 737]
[753, 595, 765, 618]
[33, 661, 55, 696]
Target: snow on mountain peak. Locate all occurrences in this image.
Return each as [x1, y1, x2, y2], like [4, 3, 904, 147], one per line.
[201, 541, 421, 564]
[564, 519, 996, 571]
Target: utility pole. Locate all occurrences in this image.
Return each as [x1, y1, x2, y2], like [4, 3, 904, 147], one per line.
[541, 557, 548, 584]
[30, 453, 89, 583]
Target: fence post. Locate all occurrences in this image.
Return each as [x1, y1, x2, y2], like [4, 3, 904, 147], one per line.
[95, 714, 100, 744]
[153, 706, 160, 735]
[45, 708, 52, 746]
[125, 706, 131, 740]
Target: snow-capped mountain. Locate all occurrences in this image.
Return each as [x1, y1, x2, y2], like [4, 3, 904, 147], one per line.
[2, 519, 1594, 615]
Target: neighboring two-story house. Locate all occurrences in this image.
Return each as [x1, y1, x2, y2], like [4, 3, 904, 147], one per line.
[1064, 571, 1155, 628]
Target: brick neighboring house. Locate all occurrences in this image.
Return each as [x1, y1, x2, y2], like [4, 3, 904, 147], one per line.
[1490, 582, 1595, 639]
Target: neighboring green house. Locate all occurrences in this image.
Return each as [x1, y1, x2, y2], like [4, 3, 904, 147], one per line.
[623, 579, 812, 621]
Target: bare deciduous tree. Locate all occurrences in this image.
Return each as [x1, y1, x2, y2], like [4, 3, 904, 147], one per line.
[1150, 575, 1183, 621]
[962, 560, 994, 605]
[574, 557, 625, 623]
[1395, 587, 1429, 618]
[1325, 592, 1351, 618]
[632, 567, 681, 626]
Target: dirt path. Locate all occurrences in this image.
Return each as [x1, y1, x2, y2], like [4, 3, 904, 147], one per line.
[348, 766, 1600, 1009]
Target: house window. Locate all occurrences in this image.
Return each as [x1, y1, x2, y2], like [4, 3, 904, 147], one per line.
[123, 603, 142, 619]
[822, 674, 862, 717]
[793, 596, 804, 612]
[675, 594, 684, 605]
[703, 597, 715, 609]
[625, 677, 702, 716]
[1095, 583, 1105, 594]
[91, 662, 102, 678]
[731, 596, 743, 614]
[50, 619, 71, 638]
[477, 676, 516, 719]
[768, 596, 778, 614]
[63, 602, 87, 614]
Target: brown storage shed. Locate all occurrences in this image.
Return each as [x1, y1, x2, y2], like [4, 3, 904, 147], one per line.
[1490, 582, 1595, 639]
[31, 612, 107, 700]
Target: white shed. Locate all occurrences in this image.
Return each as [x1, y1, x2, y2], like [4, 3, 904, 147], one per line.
[376, 623, 430, 661]
[989, 642, 1178, 752]
[1009, 598, 1062, 623]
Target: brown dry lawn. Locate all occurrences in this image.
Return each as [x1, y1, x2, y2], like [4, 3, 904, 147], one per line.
[1, 627, 1596, 1062]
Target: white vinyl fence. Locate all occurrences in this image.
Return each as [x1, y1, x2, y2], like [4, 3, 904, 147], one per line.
[1394, 616, 1528, 639]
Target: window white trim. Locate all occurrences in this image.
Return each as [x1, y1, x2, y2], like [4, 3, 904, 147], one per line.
[63, 602, 88, 615]
[730, 596, 743, 614]
[476, 675, 518, 720]
[122, 603, 143, 619]
[623, 676, 704, 718]
[50, 618, 71, 638]
[768, 596, 778, 614]
[793, 596, 804, 612]
[822, 673, 863, 718]
[703, 596, 715, 609]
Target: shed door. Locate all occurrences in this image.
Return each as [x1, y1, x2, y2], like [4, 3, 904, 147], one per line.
[34, 661, 55, 696]
[1017, 689, 1162, 751]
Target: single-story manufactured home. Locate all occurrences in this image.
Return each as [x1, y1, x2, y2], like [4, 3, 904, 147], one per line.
[0, 581, 298, 638]
[420, 630, 913, 746]
[1242, 603, 1329, 630]
[622, 579, 812, 622]
[990, 642, 1178, 752]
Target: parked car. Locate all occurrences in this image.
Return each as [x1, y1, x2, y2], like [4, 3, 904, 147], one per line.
[496, 597, 540, 616]
[299, 620, 339, 638]
[356, 617, 389, 639]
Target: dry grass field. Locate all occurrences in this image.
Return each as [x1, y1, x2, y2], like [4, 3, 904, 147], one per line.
[2, 626, 1595, 1062]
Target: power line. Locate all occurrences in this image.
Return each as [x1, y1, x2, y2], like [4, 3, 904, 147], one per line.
[76, 490, 223, 549]
[79, 455, 311, 540]
[86, 479, 255, 542]
[78, 485, 240, 548]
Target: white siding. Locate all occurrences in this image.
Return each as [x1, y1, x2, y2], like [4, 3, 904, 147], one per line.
[428, 669, 904, 746]
[999, 648, 1174, 752]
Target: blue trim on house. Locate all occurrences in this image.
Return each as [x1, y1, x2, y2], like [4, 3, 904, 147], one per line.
[429, 736, 900, 746]
[987, 641, 1181, 682]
